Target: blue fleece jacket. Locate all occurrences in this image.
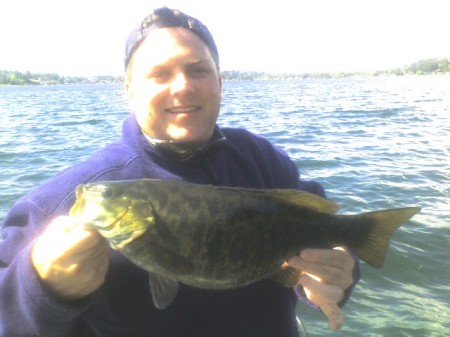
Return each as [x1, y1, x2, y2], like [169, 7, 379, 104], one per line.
[0, 114, 359, 337]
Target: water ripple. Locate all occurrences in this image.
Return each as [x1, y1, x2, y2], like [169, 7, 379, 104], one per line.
[1, 77, 449, 336]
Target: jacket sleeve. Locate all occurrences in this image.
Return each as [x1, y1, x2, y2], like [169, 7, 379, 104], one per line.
[0, 198, 88, 337]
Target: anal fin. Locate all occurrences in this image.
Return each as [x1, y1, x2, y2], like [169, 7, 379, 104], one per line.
[271, 266, 301, 287]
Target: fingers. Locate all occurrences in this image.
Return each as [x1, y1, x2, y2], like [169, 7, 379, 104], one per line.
[32, 216, 110, 300]
[43, 216, 107, 255]
[287, 247, 356, 331]
[299, 272, 344, 304]
[288, 248, 354, 290]
[319, 303, 344, 330]
[51, 246, 110, 299]
[296, 272, 346, 331]
[301, 248, 355, 274]
[298, 273, 345, 331]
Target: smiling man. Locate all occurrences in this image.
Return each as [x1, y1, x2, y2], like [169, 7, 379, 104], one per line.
[0, 7, 359, 337]
[126, 27, 222, 145]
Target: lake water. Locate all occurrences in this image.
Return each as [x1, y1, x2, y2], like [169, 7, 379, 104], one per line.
[1, 76, 449, 336]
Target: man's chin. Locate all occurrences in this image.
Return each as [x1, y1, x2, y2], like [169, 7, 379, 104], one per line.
[166, 128, 209, 145]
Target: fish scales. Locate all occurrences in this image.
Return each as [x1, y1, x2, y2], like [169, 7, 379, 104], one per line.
[133, 181, 303, 287]
[69, 178, 420, 309]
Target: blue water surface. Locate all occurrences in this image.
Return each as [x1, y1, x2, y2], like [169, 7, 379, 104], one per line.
[1, 75, 449, 336]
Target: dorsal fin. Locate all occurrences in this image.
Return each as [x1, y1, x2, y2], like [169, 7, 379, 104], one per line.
[266, 189, 340, 214]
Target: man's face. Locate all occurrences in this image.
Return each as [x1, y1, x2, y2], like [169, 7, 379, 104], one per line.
[126, 27, 222, 145]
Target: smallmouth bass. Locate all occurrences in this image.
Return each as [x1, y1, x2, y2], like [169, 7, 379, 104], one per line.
[69, 179, 420, 309]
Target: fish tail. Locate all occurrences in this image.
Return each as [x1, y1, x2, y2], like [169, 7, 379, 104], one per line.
[354, 207, 420, 268]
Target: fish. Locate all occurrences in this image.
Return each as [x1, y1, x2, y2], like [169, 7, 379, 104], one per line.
[69, 179, 420, 309]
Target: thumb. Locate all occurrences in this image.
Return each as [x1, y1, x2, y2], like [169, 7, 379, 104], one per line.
[45, 215, 78, 233]
[319, 302, 344, 330]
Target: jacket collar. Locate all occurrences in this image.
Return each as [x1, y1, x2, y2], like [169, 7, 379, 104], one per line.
[143, 127, 228, 162]
[123, 114, 228, 162]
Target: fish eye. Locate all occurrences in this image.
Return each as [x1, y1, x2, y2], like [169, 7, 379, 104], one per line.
[102, 187, 114, 198]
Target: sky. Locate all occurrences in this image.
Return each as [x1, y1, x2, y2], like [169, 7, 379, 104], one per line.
[1, 0, 449, 76]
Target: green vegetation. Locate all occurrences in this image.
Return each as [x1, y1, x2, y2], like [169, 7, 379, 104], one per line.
[398, 57, 450, 75]
[222, 57, 450, 80]
[0, 70, 123, 85]
[1, 57, 449, 85]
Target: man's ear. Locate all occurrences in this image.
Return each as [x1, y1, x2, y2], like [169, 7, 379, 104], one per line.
[124, 79, 133, 99]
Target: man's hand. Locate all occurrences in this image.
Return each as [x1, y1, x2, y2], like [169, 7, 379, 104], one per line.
[287, 247, 355, 330]
[32, 216, 110, 301]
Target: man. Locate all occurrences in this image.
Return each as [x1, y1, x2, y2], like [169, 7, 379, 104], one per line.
[0, 7, 358, 337]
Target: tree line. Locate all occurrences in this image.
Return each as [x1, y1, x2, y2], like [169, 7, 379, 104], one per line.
[400, 57, 450, 75]
[1, 57, 449, 85]
[221, 57, 450, 80]
[0, 71, 123, 85]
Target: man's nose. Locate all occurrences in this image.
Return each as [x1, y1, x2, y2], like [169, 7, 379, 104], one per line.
[170, 72, 193, 95]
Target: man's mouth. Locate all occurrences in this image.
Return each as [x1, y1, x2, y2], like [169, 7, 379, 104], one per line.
[166, 106, 200, 114]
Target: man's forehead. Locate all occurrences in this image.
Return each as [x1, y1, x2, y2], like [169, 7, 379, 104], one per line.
[132, 28, 215, 65]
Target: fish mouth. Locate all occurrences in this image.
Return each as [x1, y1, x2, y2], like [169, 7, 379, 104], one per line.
[94, 203, 130, 231]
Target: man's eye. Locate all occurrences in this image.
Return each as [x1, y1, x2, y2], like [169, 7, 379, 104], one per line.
[148, 70, 170, 80]
[190, 67, 209, 77]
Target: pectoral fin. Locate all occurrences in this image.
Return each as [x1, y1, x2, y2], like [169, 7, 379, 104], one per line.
[149, 272, 180, 309]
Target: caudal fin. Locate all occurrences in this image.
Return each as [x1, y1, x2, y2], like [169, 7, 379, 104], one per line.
[354, 207, 421, 268]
